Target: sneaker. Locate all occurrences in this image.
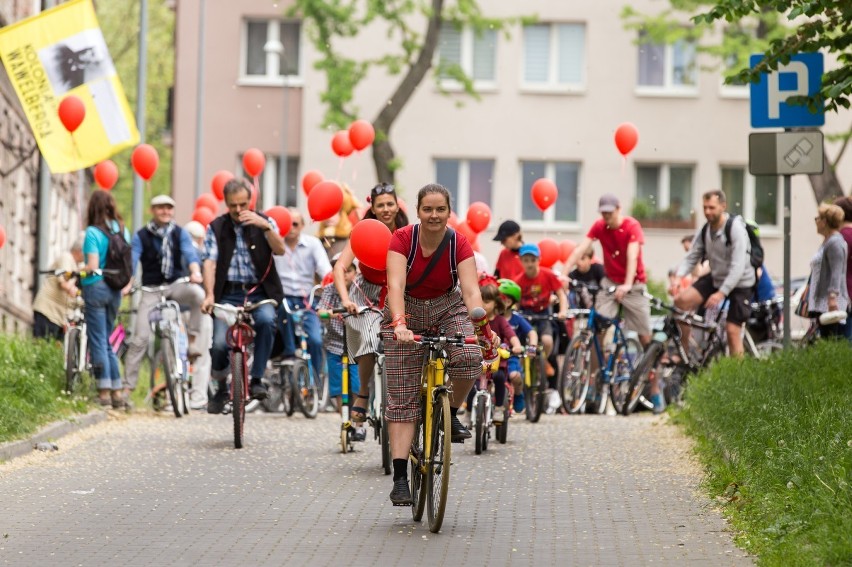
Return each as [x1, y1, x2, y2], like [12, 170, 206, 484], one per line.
[207, 389, 228, 414]
[389, 478, 413, 506]
[352, 427, 367, 442]
[513, 393, 525, 413]
[250, 381, 269, 401]
[651, 393, 666, 415]
[450, 415, 472, 442]
[492, 406, 506, 424]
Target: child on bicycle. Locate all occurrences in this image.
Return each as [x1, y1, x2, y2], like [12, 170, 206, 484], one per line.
[317, 255, 365, 440]
[568, 247, 604, 309]
[512, 243, 568, 391]
[497, 279, 538, 413]
[465, 276, 523, 423]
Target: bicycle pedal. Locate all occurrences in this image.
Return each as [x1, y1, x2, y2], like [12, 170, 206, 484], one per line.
[391, 501, 413, 507]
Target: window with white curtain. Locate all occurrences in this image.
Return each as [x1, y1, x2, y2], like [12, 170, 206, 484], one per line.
[720, 166, 779, 227]
[520, 161, 580, 224]
[636, 30, 697, 94]
[241, 20, 302, 85]
[634, 164, 694, 222]
[437, 25, 497, 88]
[522, 23, 585, 90]
[434, 159, 494, 212]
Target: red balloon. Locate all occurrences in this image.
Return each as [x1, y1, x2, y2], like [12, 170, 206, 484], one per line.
[350, 219, 393, 270]
[0, 225, 6, 249]
[308, 180, 344, 221]
[191, 207, 216, 228]
[455, 220, 479, 244]
[301, 170, 324, 196]
[331, 131, 354, 157]
[466, 202, 491, 234]
[538, 238, 560, 268]
[93, 160, 118, 190]
[58, 95, 85, 133]
[264, 205, 293, 237]
[131, 144, 159, 180]
[211, 170, 234, 201]
[242, 148, 265, 177]
[615, 122, 639, 156]
[447, 211, 460, 229]
[349, 204, 369, 226]
[348, 120, 375, 151]
[559, 240, 577, 263]
[195, 193, 219, 215]
[531, 178, 558, 212]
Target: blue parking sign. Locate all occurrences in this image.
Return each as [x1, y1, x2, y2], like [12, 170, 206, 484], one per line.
[750, 53, 824, 128]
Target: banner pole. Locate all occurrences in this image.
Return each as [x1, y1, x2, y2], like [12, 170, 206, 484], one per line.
[132, 0, 148, 232]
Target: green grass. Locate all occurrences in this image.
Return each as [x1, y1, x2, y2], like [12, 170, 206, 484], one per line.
[675, 340, 852, 566]
[0, 335, 93, 443]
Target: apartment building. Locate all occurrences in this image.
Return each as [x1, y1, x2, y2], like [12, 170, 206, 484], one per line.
[172, 0, 852, 283]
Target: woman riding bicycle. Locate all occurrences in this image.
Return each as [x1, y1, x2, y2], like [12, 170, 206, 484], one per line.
[333, 183, 409, 423]
[383, 183, 497, 506]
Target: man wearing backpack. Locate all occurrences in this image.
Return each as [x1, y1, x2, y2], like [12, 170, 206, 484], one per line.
[674, 189, 756, 356]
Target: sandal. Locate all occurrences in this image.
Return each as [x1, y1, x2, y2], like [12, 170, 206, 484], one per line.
[350, 395, 369, 423]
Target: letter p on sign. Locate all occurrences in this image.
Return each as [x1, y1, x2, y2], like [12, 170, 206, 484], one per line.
[750, 52, 824, 129]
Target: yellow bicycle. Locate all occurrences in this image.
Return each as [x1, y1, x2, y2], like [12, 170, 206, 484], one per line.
[408, 331, 477, 533]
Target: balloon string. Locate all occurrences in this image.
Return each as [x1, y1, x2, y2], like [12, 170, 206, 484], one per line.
[621, 156, 626, 176]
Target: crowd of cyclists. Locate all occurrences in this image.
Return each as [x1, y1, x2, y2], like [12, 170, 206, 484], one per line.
[33, 176, 851, 508]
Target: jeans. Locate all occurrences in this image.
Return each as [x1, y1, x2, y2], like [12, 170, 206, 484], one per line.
[211, 289, 277, 380]
[326, 352, 360, 397]
[279, 296, 324, 380]
[82, 280, 122, 390]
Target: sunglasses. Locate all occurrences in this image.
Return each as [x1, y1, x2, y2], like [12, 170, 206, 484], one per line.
[371, 183, 395, 196]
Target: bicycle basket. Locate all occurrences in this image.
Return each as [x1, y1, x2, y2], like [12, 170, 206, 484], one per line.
[213, 304, 239, 327]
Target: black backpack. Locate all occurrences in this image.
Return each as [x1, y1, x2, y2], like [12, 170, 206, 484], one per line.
[700, 214, 764, 269]
[95, 223, 133, 289]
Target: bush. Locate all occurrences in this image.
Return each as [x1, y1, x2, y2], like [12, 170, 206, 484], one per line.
[677, 341, 852, 566]
[0, 335, 91, 443]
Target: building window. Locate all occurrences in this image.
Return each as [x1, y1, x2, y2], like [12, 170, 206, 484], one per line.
[522, 23, 585, 90]
[237, 153, 300, 209]
[437, 25, 497, 89]
[637, 31, 697, 94]
[241, 20, 301, 85]
[633, 164, 694, 226]
[720, 166, 779, 227]
[520, 161, 580, 224]
[434, 159, 494, 212]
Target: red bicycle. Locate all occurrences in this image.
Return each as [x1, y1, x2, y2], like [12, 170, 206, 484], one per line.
[212, 298, 278, 449]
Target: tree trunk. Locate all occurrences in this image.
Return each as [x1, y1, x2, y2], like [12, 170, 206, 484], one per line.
[371, 0, 445, 185]
[808, 150, 844, 203]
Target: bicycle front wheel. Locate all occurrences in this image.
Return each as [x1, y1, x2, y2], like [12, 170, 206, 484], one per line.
[426, 391, 451, 533]
[410, 397, 426, 522]
[280, 365, 295, 416]
[380, 367, 391, 475]
[609, 337, 643, 415]
[65, 327, 82, 394]
[158, 338, 182, 418]
[232, 352, 246, 448]
[474, 394, 486, 455]
[624, 341, 663, 416]
[560, 335, 591, 415]
[295, 361, 319, 418]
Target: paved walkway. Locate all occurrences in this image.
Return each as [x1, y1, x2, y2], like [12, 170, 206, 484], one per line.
[0, 409, 751, 566]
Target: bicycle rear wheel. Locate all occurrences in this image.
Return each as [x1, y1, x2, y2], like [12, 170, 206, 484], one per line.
[410, 397, 426, 521]
[158, 339, 182, 418]
[609, 337, 643, 415]
[624, 341, 663, 416]
[426, 391, 451, 533]
[295, 361, 320, 418]
[560, 335, 591, 414]
[232, 352, 246, 448]
[279, 365, 295, 416]
[65, 327, 82, 393]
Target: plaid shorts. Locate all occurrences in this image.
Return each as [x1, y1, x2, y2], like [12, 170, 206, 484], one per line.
[381, 289, 483, 422]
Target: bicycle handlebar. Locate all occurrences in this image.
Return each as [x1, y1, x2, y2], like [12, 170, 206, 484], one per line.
[280, 286, 320, 314]
[401, 334, 478, 346]
[38, 268, 117, 279]
[318, 307, 348, 319]
[139, 276, 192, 294]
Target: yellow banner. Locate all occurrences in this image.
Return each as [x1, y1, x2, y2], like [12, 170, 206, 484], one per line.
[0, 0, 138, 173]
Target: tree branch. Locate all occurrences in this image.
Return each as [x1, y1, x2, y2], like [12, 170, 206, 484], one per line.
[831, 121, 852, 171]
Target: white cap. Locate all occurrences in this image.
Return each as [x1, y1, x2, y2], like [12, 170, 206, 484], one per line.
[150, 194, 176, 207]
[184, 220, 206, 239]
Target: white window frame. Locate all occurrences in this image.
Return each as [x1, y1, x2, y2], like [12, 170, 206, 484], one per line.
[520, 22, 586, 94]
[635, 39, 699, 98]
[634, 163, 695, 221]
[433, 158, 494, 213]
[238, 19, 304, 87]
[719, 165, 781, 232]
[518, 161, 582, 228]
[436, 26, 497, 93]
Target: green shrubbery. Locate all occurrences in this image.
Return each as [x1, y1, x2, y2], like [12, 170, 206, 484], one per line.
[0, 335, 91, 443]
[677, 341, 852, 566]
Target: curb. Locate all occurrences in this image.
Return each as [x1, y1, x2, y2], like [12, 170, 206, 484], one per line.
[0, 410, 108, 462]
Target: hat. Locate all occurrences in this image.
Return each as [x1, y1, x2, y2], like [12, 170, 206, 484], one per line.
[597, 193, 620, 213]
[150, 195, 176, 207]
[518, 243, 540, 258]
[493, 219, 521, 242]
[184, 220, 206, 239]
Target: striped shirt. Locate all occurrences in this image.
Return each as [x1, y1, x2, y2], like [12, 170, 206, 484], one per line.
[203, 218, 279, 283]
[318, 284, 345, 355]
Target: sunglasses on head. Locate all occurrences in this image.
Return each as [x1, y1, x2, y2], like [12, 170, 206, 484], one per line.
[371, 183, 395, 196]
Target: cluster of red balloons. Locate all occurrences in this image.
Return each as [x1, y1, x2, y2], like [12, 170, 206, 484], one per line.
[331, 119, 375, 158]
[536, 238, 577, 269]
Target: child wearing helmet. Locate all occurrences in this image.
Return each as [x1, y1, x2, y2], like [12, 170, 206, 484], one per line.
[498, 278, 538, 413]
